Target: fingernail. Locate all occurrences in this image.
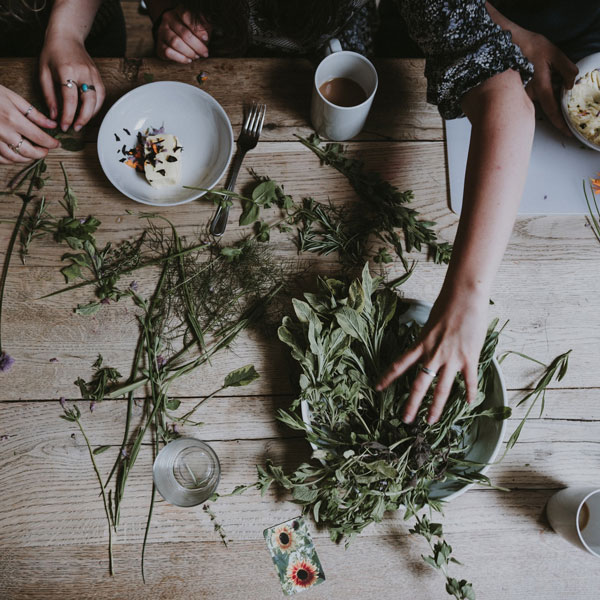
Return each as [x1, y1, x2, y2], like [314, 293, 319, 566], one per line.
[74, 125, 81, 132]
[194, 54, 200, 60]
[202, 51, 208, 58]
[402, 414, 414, 424]
[61, 124, 68, 132]
[187, 58, 192, 64]
[201, 33, 208, 42]
[427, 415, 436, 424]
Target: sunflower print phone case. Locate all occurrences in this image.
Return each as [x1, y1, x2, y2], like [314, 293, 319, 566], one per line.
[264, 516, 326, 595]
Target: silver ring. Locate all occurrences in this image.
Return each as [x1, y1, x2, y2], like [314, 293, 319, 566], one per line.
[24, 105, 33, 118]
[9, 137, 24, 155]
[62, 79, 77, 89]
[419, 365, 437, 378]
[79, 83, 96, 93]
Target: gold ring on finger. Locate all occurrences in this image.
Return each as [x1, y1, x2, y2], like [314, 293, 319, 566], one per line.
[9, 137, 24, 155]
[419, 365, 437, 378]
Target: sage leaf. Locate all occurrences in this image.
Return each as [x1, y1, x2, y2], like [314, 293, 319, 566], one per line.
[223, 364, 260, 387]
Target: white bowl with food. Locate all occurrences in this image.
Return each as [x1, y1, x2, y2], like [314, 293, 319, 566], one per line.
[97, 81, 233, 206]
[561, 52, 600, 150]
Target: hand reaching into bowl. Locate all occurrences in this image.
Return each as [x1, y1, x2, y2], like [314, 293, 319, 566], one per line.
[0, 84, 59, 164]
[376, 289, 488, 425]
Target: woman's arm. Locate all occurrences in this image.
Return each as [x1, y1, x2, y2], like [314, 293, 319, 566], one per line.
[40, 0, 106, 131]
[377, 68, 535, 423]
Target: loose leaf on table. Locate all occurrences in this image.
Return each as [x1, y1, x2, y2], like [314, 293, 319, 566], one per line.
[223, 364, 260, 388]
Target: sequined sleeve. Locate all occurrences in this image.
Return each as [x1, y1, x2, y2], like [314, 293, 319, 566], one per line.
[396, 0, 534, 119]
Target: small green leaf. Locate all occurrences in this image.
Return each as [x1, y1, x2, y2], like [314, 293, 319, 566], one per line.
[59, 136, 85, 152]
[239, 200, 260, 226]
[252, 180, 278, 206]
[223, 364, 260, 387]
[93, 445, 111, 455]
[61, 263, 82, 283]
[220, 246, 243, 261]
[165, 398, 181, 410]
[75, 302, 101, 316]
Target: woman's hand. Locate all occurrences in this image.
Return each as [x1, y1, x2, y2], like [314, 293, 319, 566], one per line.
[376, 290, 488, 424]
[154, 5, 211, 63]
[512, 30, 578, 136]
[0, 84, 59, 164]
[485, 2, 578, 136]
[39, 34, 106, 132]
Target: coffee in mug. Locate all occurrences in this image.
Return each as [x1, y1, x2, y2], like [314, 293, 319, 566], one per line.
[318, 77, 367, 108]
[310, 39, 378, 141]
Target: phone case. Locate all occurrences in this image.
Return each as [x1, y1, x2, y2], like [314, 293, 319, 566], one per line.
[263, 516, 326, 595]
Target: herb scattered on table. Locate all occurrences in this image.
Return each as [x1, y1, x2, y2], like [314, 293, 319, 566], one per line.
[296, 134, 453, 269]
[0, 159, 46, 372]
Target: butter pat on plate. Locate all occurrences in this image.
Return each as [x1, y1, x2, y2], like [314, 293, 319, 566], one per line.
[144, 134, 182, 188]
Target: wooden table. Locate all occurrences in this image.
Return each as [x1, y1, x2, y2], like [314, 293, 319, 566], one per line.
[1, 57, 599, 600]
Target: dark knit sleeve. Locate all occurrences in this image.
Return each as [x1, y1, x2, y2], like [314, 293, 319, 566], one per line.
[396, 0, 533, 119]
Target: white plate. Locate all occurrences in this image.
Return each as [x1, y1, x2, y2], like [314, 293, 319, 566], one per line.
[97, 81, 233, 206]
[561, 52, 600, 152]
[301, 298, 507, 503]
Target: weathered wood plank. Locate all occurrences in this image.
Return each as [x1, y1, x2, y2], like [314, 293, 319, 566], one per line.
[2, 519, 599, 600]
[0, 57, 442, 143]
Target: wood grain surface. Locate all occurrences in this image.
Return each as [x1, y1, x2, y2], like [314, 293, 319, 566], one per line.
[0, 56, 599, 600]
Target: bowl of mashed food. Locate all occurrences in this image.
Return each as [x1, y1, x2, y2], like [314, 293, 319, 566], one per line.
[562, 52, 600, 150]
[97, 81, 233, 206]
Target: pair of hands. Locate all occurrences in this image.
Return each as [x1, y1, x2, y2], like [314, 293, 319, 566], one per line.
[154, 6, 211, 63]
[0, 34, 104, 164]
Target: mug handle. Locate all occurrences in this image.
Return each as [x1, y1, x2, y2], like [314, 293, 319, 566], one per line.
[324, 37, 342, 56]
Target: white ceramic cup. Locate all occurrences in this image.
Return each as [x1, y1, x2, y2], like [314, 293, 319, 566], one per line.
[546, 486, 600, 557]
[310, 38, 378, 141]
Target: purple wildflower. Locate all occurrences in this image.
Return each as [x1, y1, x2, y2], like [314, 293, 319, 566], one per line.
[0, 435, 8, 441]
[49, 357, 59, 363]
[59, 396, 67, 408]
[79, 217, 87, 224]
[100, 297, 111, 305]
[121, 447, 129, 459]
[90, 401, 96, 413]
[129, 280, 139, 291]
[156, 355, 167, 369]
[172, 423, 179, 434]
[0, 352, 15, 372]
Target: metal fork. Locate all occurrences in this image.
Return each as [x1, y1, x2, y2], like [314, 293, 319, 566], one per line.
[209, 102, 266, 237]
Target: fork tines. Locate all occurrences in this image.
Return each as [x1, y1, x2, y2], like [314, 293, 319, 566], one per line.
[244, 102, 266, 137]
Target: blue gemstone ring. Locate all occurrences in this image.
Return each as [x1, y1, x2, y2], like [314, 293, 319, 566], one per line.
[80, 83, 96, 93]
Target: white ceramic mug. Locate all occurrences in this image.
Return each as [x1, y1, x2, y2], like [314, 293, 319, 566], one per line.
[310, 38, 378, 141]
[546, 486, 600, 557]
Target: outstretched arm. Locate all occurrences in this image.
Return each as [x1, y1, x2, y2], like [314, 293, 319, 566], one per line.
[377, 68, 535, 422]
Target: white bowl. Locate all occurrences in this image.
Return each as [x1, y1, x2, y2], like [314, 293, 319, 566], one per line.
[301, 298, 507, 503]
[97, 81, 233, 206]
[561, 52, 600, 151]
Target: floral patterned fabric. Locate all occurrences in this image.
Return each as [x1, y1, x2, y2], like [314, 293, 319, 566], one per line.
[396, 0, 534, 119]
[247, 0, 378, 57]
